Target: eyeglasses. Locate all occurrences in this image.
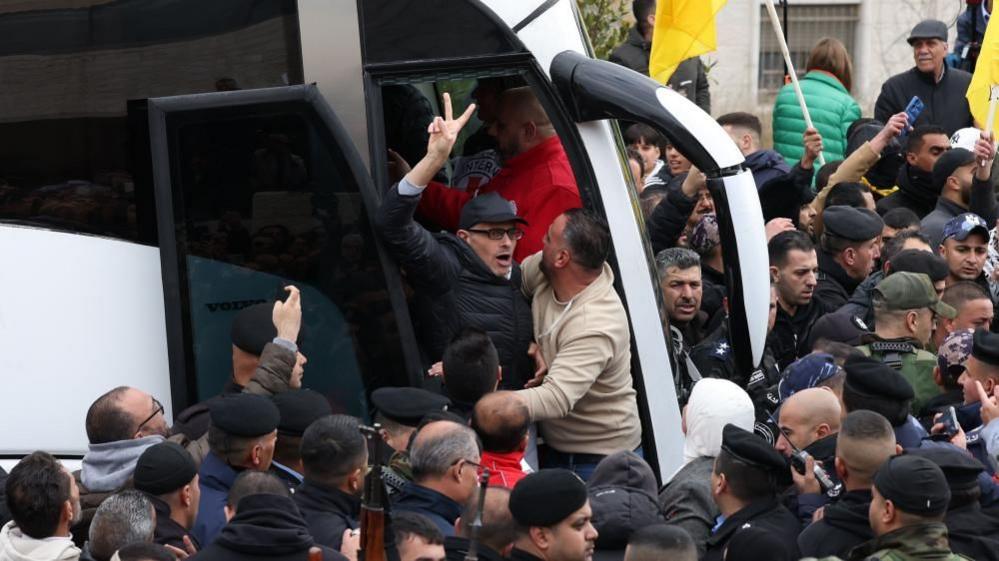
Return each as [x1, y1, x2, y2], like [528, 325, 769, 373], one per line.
[466, 227, 524, 241]
[453, 458, 482, 472]
[136, 397, 164, 435]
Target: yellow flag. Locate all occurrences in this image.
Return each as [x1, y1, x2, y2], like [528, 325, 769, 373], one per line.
[649, 0, 727, 84]
[966, 13, 999, 128]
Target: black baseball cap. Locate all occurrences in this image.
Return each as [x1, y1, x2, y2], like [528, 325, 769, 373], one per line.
[458, 193, 527, 230]
[932, 148, 976, 190]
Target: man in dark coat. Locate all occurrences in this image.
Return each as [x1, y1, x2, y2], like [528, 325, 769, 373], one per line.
[608, 0, 710, 112]
[192, 394, 279, 546]
[875, 126, 951, 219]
[133, 442, 201, 551]
[507, 469, 598, 561]
[909, 446, 999, 561]
[392, 421, 480, 537]
[270, 389, 332, 492]
[191, 472, 345, 561]
[294, 415, 366, 551]
[703, 425, 801, 561]
[797, 411, 898, 558]
[815, 206, 884, 314]
[768, 231, 823, 369]
[874, 20, 974, 135]
[920, 143, 998, 248]
[375, 106, 534, 390]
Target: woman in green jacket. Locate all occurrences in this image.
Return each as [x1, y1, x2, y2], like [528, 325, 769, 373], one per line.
[772, 37, 862, 166]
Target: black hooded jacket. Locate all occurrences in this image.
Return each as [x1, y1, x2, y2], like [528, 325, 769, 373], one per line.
[768, 300, 823, 370]
[586, 451, 665, 551]
[875, 163, 938, 218]
[796, 489, 873, 558]
[191, 494, 345, 561]
[375, 184, 534, 390]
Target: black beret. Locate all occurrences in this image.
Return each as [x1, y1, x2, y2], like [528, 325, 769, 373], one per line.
[843, 355, 915, 401]
[805, 312, 870, 349]
[720, 424, 788, 475]
[822, 205, 884, 241]
[272, 389, 332, 436]
[510, 469, 588, 527]
[134, 442, 197, 495]
[888, 250, 949, 283]
[907, 447, 985, 491]
[231, 303, 277, 355]
[209, 393, 280, 437]
[972, 328, 999, 366]
[371, 387, 451, 427]
[874, 455, 950, 516]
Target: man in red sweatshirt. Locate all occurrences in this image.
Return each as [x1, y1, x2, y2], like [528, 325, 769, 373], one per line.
[417, 87, 581, 262]
[471, 391, 531, 488]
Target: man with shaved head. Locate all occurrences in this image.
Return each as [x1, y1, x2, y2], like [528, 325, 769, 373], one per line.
[775, 388, 842, 523]
[775, 388, 842, 458]
[392, 420, 482, 537]
[797, 410, 898, 557]
[471, 392, 531, 488]
[415, 86, 581, 261]
[446, 487, 515, 561]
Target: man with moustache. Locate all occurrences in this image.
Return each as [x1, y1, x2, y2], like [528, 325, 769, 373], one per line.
[814, 206, 884, 314]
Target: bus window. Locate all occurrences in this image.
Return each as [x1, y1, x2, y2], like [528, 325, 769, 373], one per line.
[0, 0, 303, 244]
[149, 88, 417, 417]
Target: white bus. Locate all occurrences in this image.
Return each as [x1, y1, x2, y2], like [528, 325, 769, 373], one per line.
[0, 0, 768, 480]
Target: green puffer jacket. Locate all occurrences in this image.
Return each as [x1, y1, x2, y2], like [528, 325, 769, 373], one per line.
[772, 70, 861, 167]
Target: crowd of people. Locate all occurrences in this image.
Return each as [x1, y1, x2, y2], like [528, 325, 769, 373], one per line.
[5, 1, 999, 561]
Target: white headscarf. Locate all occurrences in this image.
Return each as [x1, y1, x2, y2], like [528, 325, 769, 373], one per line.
[682, 378, 755, 466]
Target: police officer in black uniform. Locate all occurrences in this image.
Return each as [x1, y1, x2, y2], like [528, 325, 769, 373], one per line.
[841, 355, 928, 450]
[370, 387, 452, 495]
[507, 469, 597, 561]
[908, 446, 999, 561]
[815, 206, 884, 314]
[703, 425, 800, 561]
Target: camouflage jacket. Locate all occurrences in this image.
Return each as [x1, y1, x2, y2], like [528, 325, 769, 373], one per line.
[384, 450, 413, 496]
[801, 523, 973, 561]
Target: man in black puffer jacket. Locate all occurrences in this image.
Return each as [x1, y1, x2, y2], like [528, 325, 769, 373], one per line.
[376, 100, 535, 390]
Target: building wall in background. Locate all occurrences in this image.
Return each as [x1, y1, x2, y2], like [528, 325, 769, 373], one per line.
[707, 0, 962, 142]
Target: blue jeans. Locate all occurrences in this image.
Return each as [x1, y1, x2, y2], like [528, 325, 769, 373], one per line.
[540, 446, 644, 482]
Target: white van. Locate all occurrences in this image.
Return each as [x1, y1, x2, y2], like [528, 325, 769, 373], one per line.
[0, 0, 767, 479]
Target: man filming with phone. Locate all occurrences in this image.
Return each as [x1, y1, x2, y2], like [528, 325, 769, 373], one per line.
[875, 20, 974, 135]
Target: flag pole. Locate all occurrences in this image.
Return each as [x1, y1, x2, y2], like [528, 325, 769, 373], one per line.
[983, 85, 999, 167]
[762, 0, 824, 166]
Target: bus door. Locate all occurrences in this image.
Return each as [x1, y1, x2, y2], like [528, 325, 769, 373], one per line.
[145, 84, 421, 416]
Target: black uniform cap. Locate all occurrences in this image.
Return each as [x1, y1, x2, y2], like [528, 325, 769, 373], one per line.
[720, 424, 788, 475]
[907, 447, 985, 492]
[888, 249, 949, 283]
[209, 393, 280, 437]
[133, 441, 197, 495]
[932, 148, 976, 191]
[874, 454, 950, 516]
[972, 328, 999, 366]
[371, 387, 451, 427]
[822, 205, 884, 241]
[231, 303, 277, 356]
[272, 389, 332, 436]
[842, 355, 915, 401]
[509, 469, 588, 527]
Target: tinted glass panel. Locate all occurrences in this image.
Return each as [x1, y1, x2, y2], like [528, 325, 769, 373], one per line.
[0, 0, 302, 243]
[162, 100, 407, 417]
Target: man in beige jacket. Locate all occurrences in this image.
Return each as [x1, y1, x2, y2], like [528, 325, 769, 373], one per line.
[514, 209, 642, 480]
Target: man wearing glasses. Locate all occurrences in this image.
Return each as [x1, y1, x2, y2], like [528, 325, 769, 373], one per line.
[376, 93, 537, 392]
[391, 420, 481, 538]
[855, 272, 956, 414]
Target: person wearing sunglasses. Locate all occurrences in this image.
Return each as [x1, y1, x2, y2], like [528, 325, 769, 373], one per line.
[376, 93, 538, 393]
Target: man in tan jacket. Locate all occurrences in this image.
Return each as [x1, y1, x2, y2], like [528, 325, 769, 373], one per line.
[514, 209, 642, 480]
